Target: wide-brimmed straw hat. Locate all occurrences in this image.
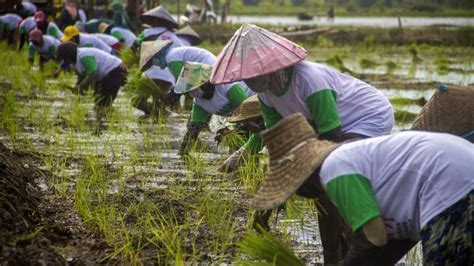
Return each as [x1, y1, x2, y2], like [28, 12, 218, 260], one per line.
[176, 25, 202, 46]
[174, 62, 212, 94]
[411, 85, 474, 136]
[210, 24, 307, 85]
[140, 6, 178, 29]
[228, 95, 261, 123]
[139, 40, 172, 71]
[252, 113, 341, 211]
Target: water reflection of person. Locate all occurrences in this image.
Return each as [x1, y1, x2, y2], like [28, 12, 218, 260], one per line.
[327, 5, 335, 22]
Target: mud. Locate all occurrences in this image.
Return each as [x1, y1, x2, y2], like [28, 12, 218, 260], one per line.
[0, 143, 113, 264]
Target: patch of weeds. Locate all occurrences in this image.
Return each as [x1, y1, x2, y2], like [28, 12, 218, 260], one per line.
[385, 60, 397, 74]
[326, 54, 353, 74]
[408, 44, 422, 63]
[394, 109, 417, 123]
[359, 57, 378, 70]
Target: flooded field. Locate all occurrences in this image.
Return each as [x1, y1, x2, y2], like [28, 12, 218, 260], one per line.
[0, 41, 472, 263]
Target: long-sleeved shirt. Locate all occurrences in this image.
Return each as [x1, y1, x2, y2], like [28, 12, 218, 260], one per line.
[135, 27, 183, 48]
[28, 35, 60, 61]
[259, 61, 394, 137]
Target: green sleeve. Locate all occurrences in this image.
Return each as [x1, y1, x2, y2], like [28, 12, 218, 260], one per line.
[80, 56, 98, 75]
[19, 26, 26, 35]
[306, 89, 341, 134]
[227, 84, 249, 108]
[190, 103, 211, 124]
[83, 43, 93, 48]
[111, 31, 124, 42]
[243, 133, 264, 153]
[325, 174, 381, 232]
[48, 27, 59, 39]
[48, 45, 57, 58]
[135, 31, 144, 46]
[168, 61, 184, 80]
[28, 45, 35, 60]
[259, 98, 283, 129]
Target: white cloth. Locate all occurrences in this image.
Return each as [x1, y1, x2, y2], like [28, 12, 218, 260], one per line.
[194, 82, 253, 115]
[19, 16, 36, 33]
[144, 27, 182, 48]
[29, 35, 59, 58]
[177, 36, 192, 46]
[0, 14, 22, 30]
[165, 46, 216, 65]
[259, 61, 394, 137]
[143, 66, 175, 85]
[78, 33, 113, 54]
[320, 131, 474, 240]
[75, 48, 121, 80]
[78, 9, 87, 23]
[21, 2, 37, 14]
[92, 33, 119, 47]
[110, 27, 136, 47]
[47, 22, 63, 39]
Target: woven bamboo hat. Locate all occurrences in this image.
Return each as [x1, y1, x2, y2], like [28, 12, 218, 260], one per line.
[228, 95, 262, 123]
[411, 85, 474, 136]
[174, 62, 212, 94]
[139, 40, 172, 71]
[210, 24, 307, 85]
[176, 25, 202, 45]
[140, 6, 178, 29]
[252, 113, 341, 210]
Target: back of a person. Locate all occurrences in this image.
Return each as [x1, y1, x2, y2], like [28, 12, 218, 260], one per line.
[76, 48, 121, 80]
[79, 34, 112, 53]
[321, 131, 474, 239]
[30, 35, 59, 54]
[110, 27, 136, 47]
[93, 33, 119, 47]
[166, 46, 216, 65]
[300, 61, 393, 137]
[1, 14, 22, 29]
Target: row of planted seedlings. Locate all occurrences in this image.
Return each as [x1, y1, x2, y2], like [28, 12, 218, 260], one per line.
[0, 41, 317, 264]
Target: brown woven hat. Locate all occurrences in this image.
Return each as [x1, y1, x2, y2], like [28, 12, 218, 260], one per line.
[228, 95, 261, 123]
[139, 40, 172, 71]
[252, 113, 341, 210]
[411, 86, 474, 136]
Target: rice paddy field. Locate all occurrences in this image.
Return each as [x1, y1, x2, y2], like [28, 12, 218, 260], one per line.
[0, 31, 472, 264]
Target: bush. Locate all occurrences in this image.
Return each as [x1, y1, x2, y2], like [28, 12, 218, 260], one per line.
[242, 0, 261, 6]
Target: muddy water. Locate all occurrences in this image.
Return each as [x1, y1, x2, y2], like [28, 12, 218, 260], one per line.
[0, 48, 471, 263]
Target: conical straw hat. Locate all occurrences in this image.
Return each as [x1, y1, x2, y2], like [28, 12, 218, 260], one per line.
[174, 62, 212, 94]
[140, 6, 178, 29]
[252, 113, 340, 211]
[210, 24, 307, 85]
[176, 25, 202, 45]
[411, 85, 474, 136]
[139, 40, 172, 71]
[228, 95, 261, 123]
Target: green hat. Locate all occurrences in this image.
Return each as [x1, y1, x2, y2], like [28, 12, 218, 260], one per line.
[174, 62, 212, 94]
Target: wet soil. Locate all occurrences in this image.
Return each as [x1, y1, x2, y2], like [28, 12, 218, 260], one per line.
[0, 143, 113, 264]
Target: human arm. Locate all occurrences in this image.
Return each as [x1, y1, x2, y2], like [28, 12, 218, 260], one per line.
[76, 56, 98, 91]
[227, 83, 249, 107]
[179, 103, 210, 155]
[134, 31, 144, 47]
[259, 98, 283, 130]
[48, 26, 60, 39]
[306, 89, 342, 140]
[111, 31, 124, 43]
[18, 27, 27, 50]
[27, 45, 35, 63]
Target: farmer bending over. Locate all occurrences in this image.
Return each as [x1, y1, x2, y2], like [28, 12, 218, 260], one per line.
[253, 113, 473, 265]
[56, 41, 127, 125]
[28, 29, 60, 69]
[62, 25, 114, 55]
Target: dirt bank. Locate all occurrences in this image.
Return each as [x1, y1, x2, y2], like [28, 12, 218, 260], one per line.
[0, 143, 112, 264]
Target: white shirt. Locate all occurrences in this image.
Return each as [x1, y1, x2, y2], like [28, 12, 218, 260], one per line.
[320, 131, 474, 240]
[21, 2, 37, 14]
[78, 33, 113, 54]
[92, 33, 119, 47]
[29, 35, 60, 57]
[19, 16, 36, 33]
[110, 27, 136, 47]
[0, 14, 22, 30]
[194, 83, 253, 115]
[75, 48, 121, 80]
[78, 9, 87, 23]
[259, 61, 394, 137]
[165, 46, 216, 65]
[143, 66, 175, 85]
[47, 22, 63, 39]
[144, 27, 183, 48]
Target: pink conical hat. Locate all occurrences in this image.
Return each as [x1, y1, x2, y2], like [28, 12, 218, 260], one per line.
[210, 24, 307, 85]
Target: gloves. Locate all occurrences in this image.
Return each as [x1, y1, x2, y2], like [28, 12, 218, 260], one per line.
[218, 147, 248, 172]
[178, 122, 205, 156]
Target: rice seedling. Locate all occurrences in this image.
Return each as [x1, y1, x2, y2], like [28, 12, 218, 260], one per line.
[394, 109, 418, 124]
[385, 60, 397, 74]
[359, 57, 378, 70]
[236, 228, 304, 265]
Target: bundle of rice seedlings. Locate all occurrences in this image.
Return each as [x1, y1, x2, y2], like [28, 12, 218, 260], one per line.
[237, 229, 304, 266]
[120, 47, 139, 68]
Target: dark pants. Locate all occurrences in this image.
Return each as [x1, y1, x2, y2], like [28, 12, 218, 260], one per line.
[94, 65, 127, 120]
